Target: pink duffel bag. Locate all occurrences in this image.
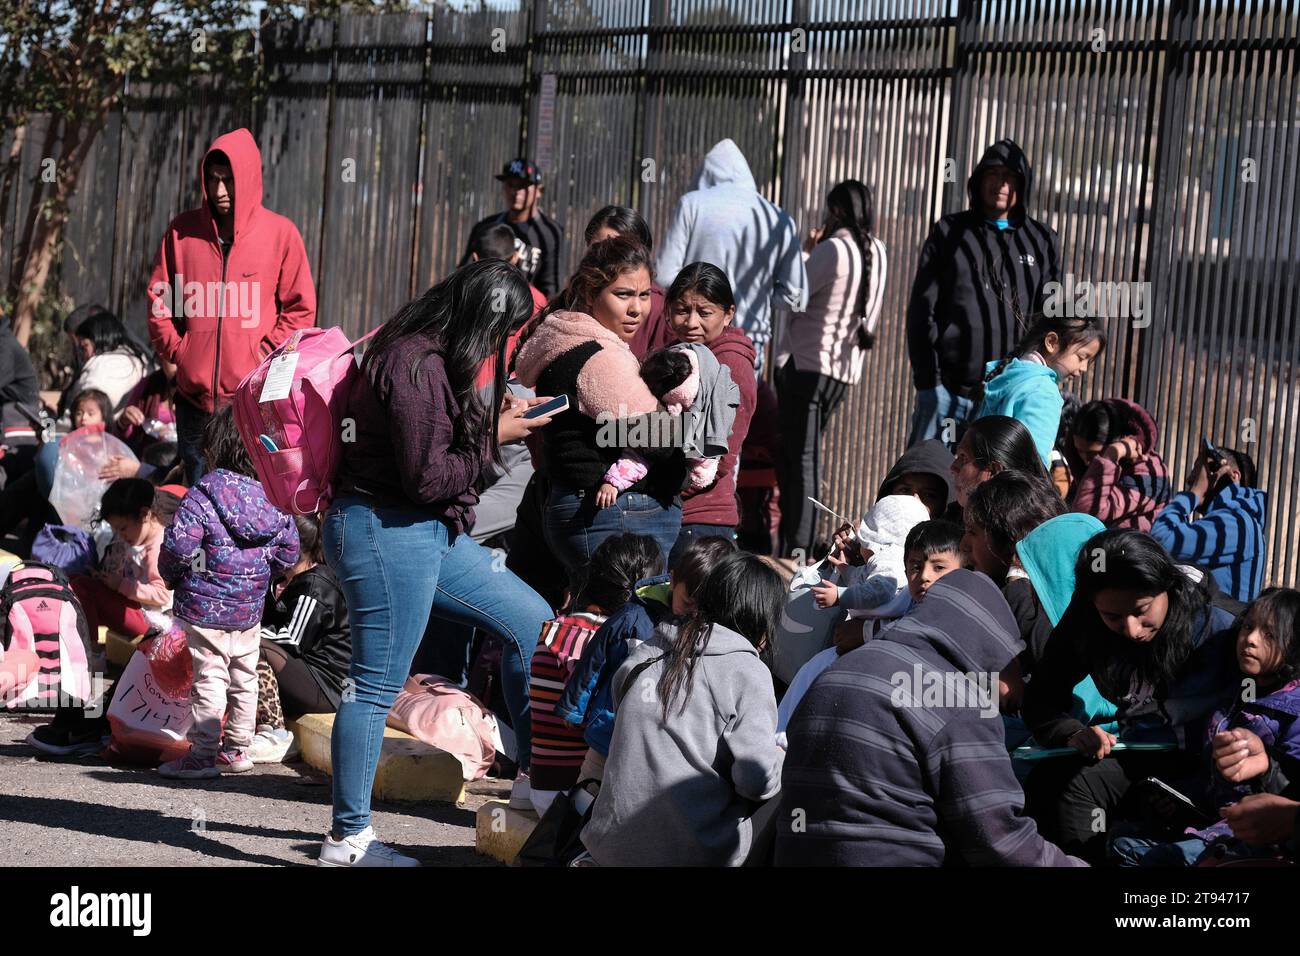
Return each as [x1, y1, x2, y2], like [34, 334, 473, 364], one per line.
[386, 674, 499, 781]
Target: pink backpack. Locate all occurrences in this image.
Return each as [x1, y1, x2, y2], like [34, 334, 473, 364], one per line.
[233, 326, 378, 516]
[386, 674, 500, 781]
[1, 562, 92, 710]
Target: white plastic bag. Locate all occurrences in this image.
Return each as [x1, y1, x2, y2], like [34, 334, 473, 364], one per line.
[48, 428, 139, 531]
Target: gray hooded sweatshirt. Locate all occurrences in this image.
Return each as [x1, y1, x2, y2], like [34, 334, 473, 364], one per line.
[580, 620, 783, 866]
[656, 139, 807, 362]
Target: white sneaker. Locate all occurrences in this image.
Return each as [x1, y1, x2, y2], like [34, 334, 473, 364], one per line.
[249, 726, 294, 764]
[317, 826, 420, 867]
[508, 771, 532, 810]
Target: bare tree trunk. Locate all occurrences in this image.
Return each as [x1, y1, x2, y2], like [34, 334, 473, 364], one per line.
[6, 114, 59, 307]
[0, 122, 28, 280]
[12, 109, 106, 345]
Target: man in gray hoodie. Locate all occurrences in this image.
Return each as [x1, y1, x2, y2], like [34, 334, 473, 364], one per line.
[657, 139, 807, 365]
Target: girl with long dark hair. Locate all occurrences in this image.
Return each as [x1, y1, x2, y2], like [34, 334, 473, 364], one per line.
[579, 551, 785, 866]
[63, 309, 150, 417]
[776, 179, 888, 556]
[949, 414, 1052, 509]
[1021, 528, 1239, 862]
[318, 260, 556, 866]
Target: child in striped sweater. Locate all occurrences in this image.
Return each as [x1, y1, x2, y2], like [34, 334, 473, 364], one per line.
[525, 533, 664, 816]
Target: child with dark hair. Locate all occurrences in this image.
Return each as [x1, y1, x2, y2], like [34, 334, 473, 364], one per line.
[595, 342, 740, 509]
[157, 405, 299, 778]
[27, 479, 181, 756]
[962, 470, 1068, 586]
[70, 388, 114, 431]
[579, 551, 786, 866]
[777, 518, 964, 738]
[468, 222, 548, 390]
[1110, 588, 1300, 865]
[251, 513, 353, 764]
[1151, 443, 1266, 603]
[556, 534, 736, 788]
[524, 532, 664, 814]
[975, 313, 1107, 468]
[1067, 398, 1171, 530]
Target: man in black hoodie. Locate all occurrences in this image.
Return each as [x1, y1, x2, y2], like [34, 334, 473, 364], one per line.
[776, 569, 1084, 866]
[906, 139, 1062, 447]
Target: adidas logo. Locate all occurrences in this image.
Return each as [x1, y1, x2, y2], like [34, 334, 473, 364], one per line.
[36, 600, 50, 611]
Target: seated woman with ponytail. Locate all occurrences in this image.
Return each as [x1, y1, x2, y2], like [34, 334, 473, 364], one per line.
[579, 551, 785, 866]
[974, 313, 1106, 469]
[513, 235, 686, 573]
[1021, 529, 1240, 863]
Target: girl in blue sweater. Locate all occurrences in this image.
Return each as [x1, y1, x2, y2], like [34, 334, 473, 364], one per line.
[975, 314, 1107, 469]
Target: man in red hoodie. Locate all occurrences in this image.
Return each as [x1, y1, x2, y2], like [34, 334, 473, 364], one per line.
[147, 128, 316, 482]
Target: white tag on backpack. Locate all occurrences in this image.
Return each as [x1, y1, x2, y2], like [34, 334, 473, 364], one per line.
[258, 352, 300, 403]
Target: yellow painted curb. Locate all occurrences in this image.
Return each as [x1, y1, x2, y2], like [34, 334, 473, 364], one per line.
[287, 712, 467, 804]
[474, 799, 538, 864]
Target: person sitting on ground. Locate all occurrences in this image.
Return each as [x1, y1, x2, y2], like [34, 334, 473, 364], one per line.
[250, 513, 353, 764]
[777, 518, 964, 738]
[555, 535, 737, 787]
[595, 343, 739, 509]
[1150, 444, 1266, 604]
[1020, 529, 1239, 862]
[27, 479, 181, 757]
[974, 313, 1107, 469]
[812, 494, 932, 617]
[855, 438, 957, 535]
[578, 551, 785, 866]
[1109, 587, 1300, 866]
[525, 533, 662, 815]
[1066, 398, 1170, 531]
[777, 569, 1085, 866]
[61, 309, 150, 419]
[949, 415, 1051, 511]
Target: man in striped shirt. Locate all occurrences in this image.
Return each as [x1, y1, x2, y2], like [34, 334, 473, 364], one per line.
[776, 569, 1084, 866]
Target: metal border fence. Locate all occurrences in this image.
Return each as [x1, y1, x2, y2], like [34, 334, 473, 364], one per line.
[3, 0, 1298, 584]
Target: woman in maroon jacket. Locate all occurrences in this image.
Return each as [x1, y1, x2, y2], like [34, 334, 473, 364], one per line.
[318, 260, 555, 867]
[665, 263, 757, 568]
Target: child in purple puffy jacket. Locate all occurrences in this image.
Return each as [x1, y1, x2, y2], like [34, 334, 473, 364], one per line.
[157, 407, 299, 779]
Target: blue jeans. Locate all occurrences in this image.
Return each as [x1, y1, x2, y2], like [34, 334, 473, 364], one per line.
[668, 523, 737, 570]
[908, 384, 974, 449]
[323, 497, 551, 836]
[543, 483, 682, 580]
[174, 395, 210, 485]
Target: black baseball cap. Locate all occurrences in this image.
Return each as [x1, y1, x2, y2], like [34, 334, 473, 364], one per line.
[496, 158, 542, 184]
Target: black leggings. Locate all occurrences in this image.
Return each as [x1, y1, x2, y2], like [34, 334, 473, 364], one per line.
[260, 641, 334, 719]
[1024, 749, 1199, 864]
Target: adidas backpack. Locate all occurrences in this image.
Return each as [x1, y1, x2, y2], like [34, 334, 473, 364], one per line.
[1, 562, 92, 710]
[233, 325, 378, 516]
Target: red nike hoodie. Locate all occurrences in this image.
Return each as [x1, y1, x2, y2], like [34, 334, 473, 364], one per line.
[147, 128, 317, 413]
